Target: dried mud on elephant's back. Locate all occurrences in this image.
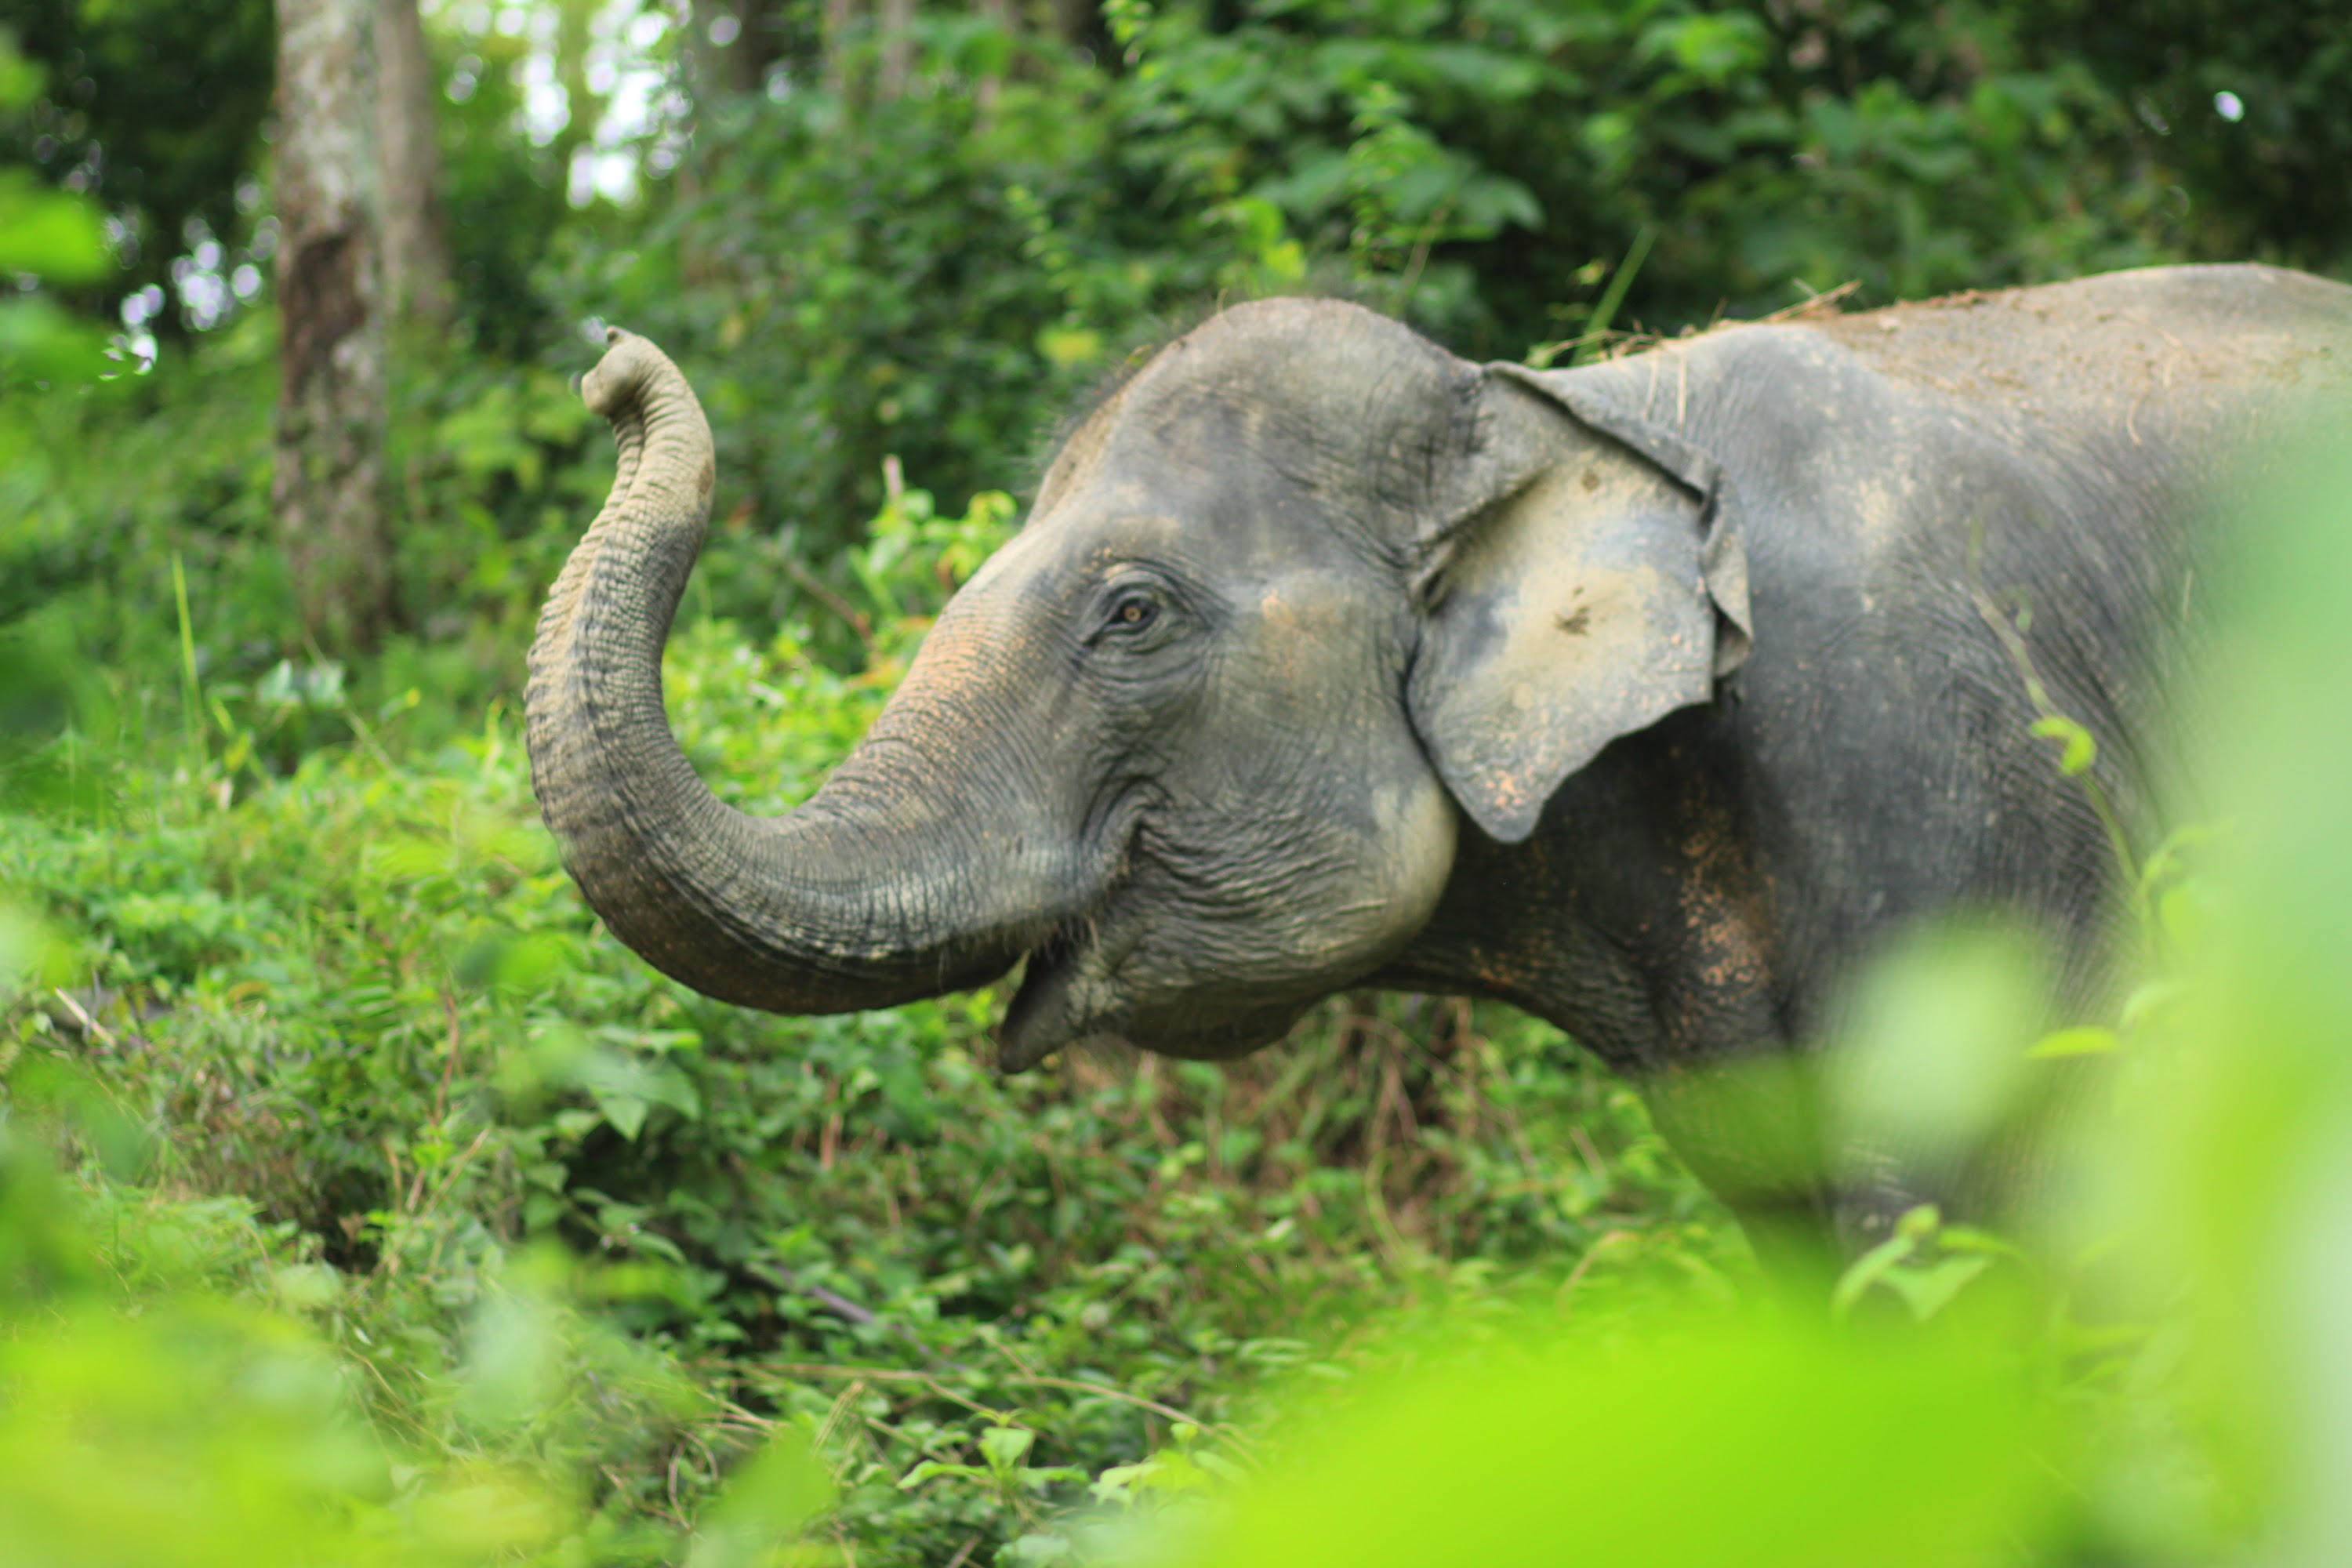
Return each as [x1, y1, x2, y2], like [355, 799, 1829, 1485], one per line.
[1806, 267, 2352, 420]
[1595, 270, 2348, 437]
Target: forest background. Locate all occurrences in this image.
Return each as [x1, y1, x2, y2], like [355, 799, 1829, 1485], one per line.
[2, 1, 2350, 1564]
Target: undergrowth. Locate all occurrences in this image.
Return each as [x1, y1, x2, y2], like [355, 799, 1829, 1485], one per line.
[0, 466, 1736, 1563]
[9, 390, 2352, 1568]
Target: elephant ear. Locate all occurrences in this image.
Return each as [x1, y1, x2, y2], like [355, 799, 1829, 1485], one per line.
[1406, 361, 1755, 844]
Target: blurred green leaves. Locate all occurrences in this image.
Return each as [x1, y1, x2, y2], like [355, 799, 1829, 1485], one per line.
[689, 1429, 837, 1568]
[0, 0, 274, 328]
[0, 31, 112, 388]
[1830, 922, 2046, 1167]
[1153, 1314, 2048, 1568]
[0, 170, 107, 283]
[2102, 421, 2352, 1549]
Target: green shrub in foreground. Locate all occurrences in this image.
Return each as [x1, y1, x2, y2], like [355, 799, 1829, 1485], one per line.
[8, 407, 2342, 1563]
[1, 482, 1731, 1563]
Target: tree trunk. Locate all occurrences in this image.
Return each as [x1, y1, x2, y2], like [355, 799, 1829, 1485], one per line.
[376, 0, 449, 329]
[551, 0, 605, 199]
[975, 0, 1009, 113]
[688, 0, 771, 99]
[1049, 0, 1094, 46]
[274, 0, 391, 652]
[822, 0, 861, 98]
[876, 0, 913, 102]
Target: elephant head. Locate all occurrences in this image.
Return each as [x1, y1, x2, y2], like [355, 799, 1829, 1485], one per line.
[526, 303, 1751, 1070]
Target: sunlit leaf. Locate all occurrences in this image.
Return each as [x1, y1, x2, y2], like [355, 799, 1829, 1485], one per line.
[1159, 1316, 2049, 1568]
[2026, 1025, 2122, 1059]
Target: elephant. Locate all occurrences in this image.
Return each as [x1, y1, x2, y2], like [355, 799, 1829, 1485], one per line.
[526, 263, 2352, 1248]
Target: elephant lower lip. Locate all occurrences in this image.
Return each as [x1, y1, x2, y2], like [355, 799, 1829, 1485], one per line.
[996, 947, 1086, 1073]
[999, 942, 1316, 1071]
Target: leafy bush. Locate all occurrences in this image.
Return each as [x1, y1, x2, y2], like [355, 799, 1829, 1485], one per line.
[7, 4, 2352, 1563]
[2, 470, 1738, 1563]
[12, 434, 2352, 1564]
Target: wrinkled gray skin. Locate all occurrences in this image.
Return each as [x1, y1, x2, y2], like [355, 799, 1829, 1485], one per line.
[528, 264, 2352, 1245]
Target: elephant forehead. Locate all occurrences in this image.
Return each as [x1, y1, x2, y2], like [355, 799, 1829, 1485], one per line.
[939, 514, 1192, 629]
[1028, 466, 1355, 574]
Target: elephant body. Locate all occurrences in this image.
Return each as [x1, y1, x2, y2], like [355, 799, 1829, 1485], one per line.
[528, 264, 2352, 1244]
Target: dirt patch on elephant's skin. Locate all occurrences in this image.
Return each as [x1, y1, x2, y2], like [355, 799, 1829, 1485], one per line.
[1684, 818, 1769, 987]
[1803, 265, 2352, 422]
[1588, 267, 2351, 452]
[1662, 791, 1780, 1058]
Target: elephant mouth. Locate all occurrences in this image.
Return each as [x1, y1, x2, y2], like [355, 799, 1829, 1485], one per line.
[996, 929, 1123, 1073]
[993, 805, 1152, 1072]
[993, 807, 1314, 1073]
[995, 925, 1312, 1073]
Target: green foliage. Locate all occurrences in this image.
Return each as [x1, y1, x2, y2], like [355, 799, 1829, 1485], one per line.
[9, 0, 2342, 695]
[1137, 1314, 2053, 1568]
[0, 1082, 832, 1564]
[0, 25, 114, 387]
[20, 434, 2352, 1563]
[5, 3, 2352, 1562]
[2, 479, 1737, 1563]
[434, 27, 579, 358]
[536, 0, 2335, 597]
[0, 0, 274, 326]
[2012, 0, 2352, 274]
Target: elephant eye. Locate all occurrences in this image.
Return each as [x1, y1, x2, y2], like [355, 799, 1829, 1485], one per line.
[1105, 593, 1158, 633]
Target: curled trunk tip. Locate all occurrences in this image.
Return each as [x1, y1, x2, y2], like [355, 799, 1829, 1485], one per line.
[581, 326, 671, 420]
[524, 326, 1058, 1016]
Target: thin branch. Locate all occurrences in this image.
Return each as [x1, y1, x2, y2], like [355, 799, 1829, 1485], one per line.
[1392, 193, 1457, 318]
[779, 554, 874, 652]
[52, 988, 118, 1050]
[1556, 1227, 1638, 1308]
[1758, 278, 1862, 323]
[747, 1260, 926, 1349]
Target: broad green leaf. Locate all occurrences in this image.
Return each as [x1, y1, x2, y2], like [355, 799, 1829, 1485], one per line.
[1882, 1255, 1995, 1321]
[981, 1425, 1036, 1472]
[1831, 1232, 1915, 1319]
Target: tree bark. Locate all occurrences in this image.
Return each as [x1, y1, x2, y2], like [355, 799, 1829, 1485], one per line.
[822, 0, 861, 98]
[876, 0, 913, 102]
[688, 0, 770, 100]
[274, 0, 391, 652]
[975, 0, 1009, 113]
[376, 0, 449, 329]
[1049, 0, 1094, 46]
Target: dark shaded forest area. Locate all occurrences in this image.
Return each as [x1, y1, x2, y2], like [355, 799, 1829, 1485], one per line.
[2, 2, 2350, 1563]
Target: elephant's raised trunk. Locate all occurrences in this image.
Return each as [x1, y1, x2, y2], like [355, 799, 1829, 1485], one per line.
[525, 329, 1065, 1013]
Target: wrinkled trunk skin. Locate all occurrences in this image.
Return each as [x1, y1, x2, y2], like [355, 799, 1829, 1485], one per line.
[526, 330, 1073, 1014]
